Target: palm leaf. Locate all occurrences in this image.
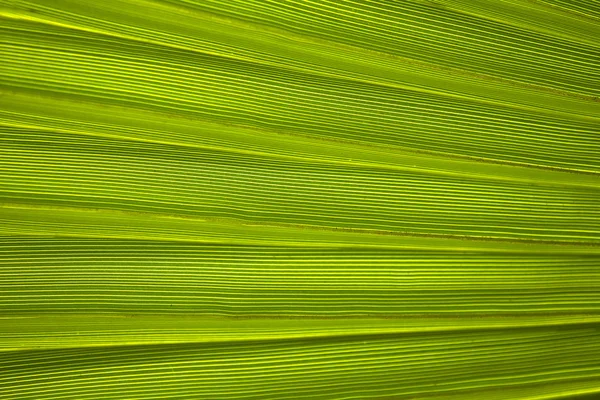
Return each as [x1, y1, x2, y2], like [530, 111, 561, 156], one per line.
[1, 0, 599, 398]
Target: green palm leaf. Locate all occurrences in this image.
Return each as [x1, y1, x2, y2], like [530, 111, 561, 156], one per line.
[1, 0, 599, 398]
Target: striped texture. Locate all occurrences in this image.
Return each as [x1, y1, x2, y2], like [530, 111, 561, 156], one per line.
[2, 238, 599, 316]
[1, 0, 599, 399]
